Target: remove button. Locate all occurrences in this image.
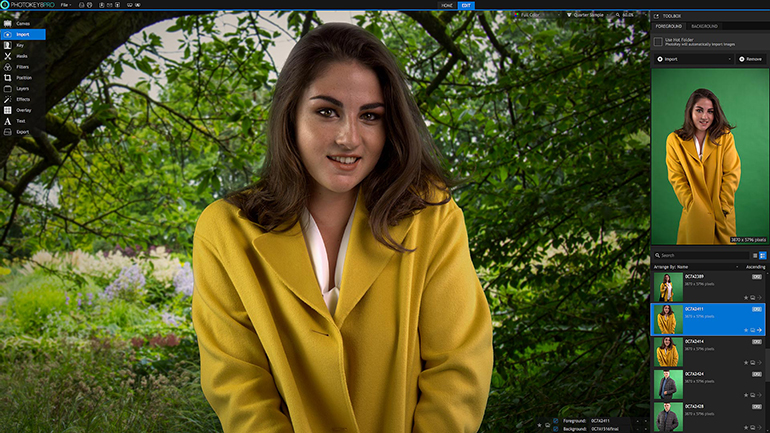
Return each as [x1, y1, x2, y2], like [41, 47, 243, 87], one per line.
[737, 54, 767, 65]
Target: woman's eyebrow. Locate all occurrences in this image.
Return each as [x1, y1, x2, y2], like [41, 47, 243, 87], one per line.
[360, 102, 385, 111]
[310, 95, 343, 107]
[309, 95, 384, 111]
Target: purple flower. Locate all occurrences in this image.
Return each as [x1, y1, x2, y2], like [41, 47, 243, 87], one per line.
[173, 264, 194, 297]
[103, 264, 146, 301]
[161, 312, 183, 327]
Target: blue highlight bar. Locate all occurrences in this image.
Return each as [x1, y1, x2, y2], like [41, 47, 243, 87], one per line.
[1, 29, 46, 40]
[458, 1, 474, 9]
[651, 303, 766, 336]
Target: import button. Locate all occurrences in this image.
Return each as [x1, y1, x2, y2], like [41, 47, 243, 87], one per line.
[1, 29, 46, 40]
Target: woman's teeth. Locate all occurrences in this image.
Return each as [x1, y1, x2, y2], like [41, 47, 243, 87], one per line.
[330, 156, 358, 164]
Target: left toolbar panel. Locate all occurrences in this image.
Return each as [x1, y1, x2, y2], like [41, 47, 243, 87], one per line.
[1, 19, 45, 138]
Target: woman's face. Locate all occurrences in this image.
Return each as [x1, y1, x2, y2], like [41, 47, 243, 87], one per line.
[663, 305, 671, 314]
[664, 274, 670, 283]
[664, 337, 671, 347]
[691, 97, 714, 134]
[295, 61, 386, 199]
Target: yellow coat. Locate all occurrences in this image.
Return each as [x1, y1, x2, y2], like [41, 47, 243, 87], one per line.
[657, 313, 677, 334]
[666, 131, 740, 244]
[657, 346, 679, 367]
[191, 195, 493, 433]
[659, 283, 673, 302]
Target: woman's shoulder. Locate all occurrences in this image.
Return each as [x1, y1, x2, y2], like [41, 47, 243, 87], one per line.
[712, 129, 735, 145]
[412, 187, 461, 222]
[666, 131, 687, 144]
[195, 198, 263, 241]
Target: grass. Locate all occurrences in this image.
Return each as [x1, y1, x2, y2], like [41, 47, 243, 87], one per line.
[0, 254, 223, 433]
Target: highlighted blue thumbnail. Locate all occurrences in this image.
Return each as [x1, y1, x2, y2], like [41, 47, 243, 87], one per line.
[651, 303, 765, 336]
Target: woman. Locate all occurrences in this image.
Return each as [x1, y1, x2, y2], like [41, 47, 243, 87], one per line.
[657, 304, 677, 334]
[666, 88, 740, 245]
[656, 337, 679, 367]
[659, 273, 673, 302]
[191, 23, 494, 433]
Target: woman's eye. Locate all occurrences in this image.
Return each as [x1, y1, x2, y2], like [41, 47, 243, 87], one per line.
[318, 108, 337, 118]
[361, 112, 381, 121]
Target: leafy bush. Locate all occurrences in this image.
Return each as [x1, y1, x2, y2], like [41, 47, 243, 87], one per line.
[7, 282, 67, 336]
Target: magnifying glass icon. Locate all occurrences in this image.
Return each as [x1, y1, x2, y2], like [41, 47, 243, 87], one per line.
[655, 253, 660, 258]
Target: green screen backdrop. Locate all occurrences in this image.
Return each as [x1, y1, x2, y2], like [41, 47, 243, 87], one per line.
[653, 402, 684, 432]
[653, 272, 684, 302]
[653, 337, 684, 368]
[651, 68, 769, 245]
[653, 304, 684, 334]
[653, 369, 684, 401]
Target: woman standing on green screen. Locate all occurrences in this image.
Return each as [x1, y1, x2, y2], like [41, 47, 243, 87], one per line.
[657, 337, 679, 367]
[665, 88, 741, 244]
[657, 304, 676, 334]
[659, 274, 673, 302]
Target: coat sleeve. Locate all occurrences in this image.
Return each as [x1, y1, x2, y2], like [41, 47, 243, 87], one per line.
[719, 133, 741, 215]
[666, 133, 694, 210]
[656, 348, 664, 366]
[671, 379, 677, 394]
[672, 347, 679, 366]
[412, 207, 494, 433]
[657, 314, 663, 333]
[192, 229, 293, 433]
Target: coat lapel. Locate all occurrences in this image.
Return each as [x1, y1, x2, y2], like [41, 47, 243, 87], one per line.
[335, 196, 414, 327]
[251, 221, 330, 318]
[247, 192, 415, 327]
[702, 133, 715, 163]
[681, 137, 700, 162]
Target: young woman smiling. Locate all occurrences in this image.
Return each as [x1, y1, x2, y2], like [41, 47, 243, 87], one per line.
[191, 23, 493, 433]
[665, 88, 741, 244]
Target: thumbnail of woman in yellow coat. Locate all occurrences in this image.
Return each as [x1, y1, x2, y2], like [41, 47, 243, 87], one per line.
[657, 337, 680, 367]
[657, 304, 677, 334]
[191, 23, 493, 433]
[666, 88, 740, 245]
[659, 273, 673, 302]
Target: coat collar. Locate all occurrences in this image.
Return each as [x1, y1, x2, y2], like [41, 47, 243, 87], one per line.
[250, 189, 414, 327]
[682, 133, 715, 163]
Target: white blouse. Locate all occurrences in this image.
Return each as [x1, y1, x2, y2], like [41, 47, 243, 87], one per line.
[300, 200, 357, 316]
[694, 135, 703, 160]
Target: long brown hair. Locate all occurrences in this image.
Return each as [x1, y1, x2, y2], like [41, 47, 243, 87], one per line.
[659, 337, 675, 350]
[675, 88, 735, 143]
[659, 304, 674, 317]
[227, 23, 451, 251]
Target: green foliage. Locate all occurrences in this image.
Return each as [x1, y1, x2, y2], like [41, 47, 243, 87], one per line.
[7, 277, 68, 335]
[0, 337, 221, 432]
